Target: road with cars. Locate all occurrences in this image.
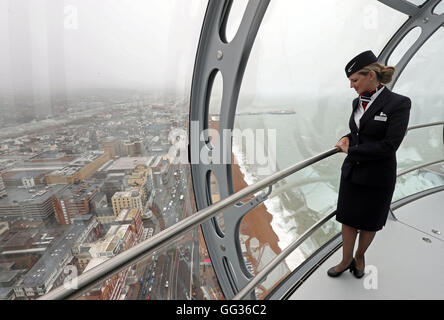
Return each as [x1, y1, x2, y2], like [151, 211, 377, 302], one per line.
[135, 164, 200, 300]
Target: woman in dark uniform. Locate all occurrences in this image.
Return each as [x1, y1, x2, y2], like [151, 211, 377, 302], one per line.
[327, 50, 411, 278]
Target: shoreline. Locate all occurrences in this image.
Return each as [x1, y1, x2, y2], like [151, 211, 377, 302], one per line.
[231, 152, 288, 299]
[231, 153, 282, 257]
[207, 120, 281, 258]
[205, 119, 292, 298]
[207, 119, 284, 277]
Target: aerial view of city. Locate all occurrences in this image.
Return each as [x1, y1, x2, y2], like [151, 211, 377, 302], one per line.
[0, 0, 234, 301]
[0, 91, 226, 300]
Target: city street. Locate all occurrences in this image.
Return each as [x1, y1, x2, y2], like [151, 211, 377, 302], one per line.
[136, 164, 199, 300]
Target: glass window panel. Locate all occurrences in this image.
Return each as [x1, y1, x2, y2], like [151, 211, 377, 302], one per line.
[406, 0, 428, 6]
[232, 0, 407, 296]
[224, 0, 249, 43]
[433, 0, 444, 15]
[393, 163, 444, 202]
[395, 27, 444, 124]
[72, 226, 223, 300]
[0, 0, 225, 300]
[395, 126, 444, 202]
[394, 28, 444, 178]
[206, 71, 223, 149]
[207, 171, 225, 235]
[251, 225, 339, 299]
[388, 26, 422, 66]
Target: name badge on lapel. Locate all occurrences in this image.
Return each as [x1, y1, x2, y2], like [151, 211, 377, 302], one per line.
[374, 112, 387, 122]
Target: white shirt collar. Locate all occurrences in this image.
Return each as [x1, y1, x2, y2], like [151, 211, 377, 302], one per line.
[354, 86, 386, 129]
[359, 85, 385, 110]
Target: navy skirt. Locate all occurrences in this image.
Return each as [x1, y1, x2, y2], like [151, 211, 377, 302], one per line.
[335, 177, 396, 232]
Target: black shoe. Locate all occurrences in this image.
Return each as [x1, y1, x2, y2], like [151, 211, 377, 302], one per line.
[352, 256, 365, 279]
[327, 259, 355, 277]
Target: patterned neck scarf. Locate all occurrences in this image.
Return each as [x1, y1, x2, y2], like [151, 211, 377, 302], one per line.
[360, 84, 383, 110]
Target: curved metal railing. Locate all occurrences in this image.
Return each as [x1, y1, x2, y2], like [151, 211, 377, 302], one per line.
[233, 159, 444, 300]
[39, 121, 444, 300]
[397, 158, 444, 177]
[407, 121, 444, 132]
[233, 122, 444, 300]
[39, 147, 340, 300]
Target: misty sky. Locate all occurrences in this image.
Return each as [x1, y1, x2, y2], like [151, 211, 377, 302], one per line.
[0, 0, 206, 97]
[1, 0, 443, 106]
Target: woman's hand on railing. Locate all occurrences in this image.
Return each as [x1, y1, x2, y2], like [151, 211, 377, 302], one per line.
[335, 137, 350, 154]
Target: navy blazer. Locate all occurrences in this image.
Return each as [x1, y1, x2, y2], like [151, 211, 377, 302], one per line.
[341, 87, 411, 187]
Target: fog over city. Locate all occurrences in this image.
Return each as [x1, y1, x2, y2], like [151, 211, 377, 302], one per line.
[2, 0, 444, 116]
[0, 0, 206, 125]
[0, 1, 409, 99]
[0, 0, 205, 93]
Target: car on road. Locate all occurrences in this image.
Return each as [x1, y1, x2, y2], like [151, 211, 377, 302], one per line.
[165, 281, 169, 288]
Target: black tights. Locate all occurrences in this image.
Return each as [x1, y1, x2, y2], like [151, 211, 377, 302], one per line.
[335, 224, 376, 271]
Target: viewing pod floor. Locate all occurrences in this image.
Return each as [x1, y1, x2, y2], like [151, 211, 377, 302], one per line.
[288, 190, 444, 300]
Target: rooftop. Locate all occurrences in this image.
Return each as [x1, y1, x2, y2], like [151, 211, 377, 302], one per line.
[29, 151, 68, 160]
[49, 151, 105, 176]
[105, 173, 126, 181]
[112, 190, 139, 199]
[0, 262, 15, 271]
[4, 165, 65, 172]
[89, 224, 130, 257]
[49, 165, 82, 177]
[116, 208, 130, 221]
[70, 151, 105, 166]
[72, 214, 93, 223]
[97, 160, 114, 172]
[0, 184, 66, 206]
[115, 208, 140, 222]
[1, 231, 34, 249]
[106, 157, 156, 172]
[57, 182, 100, 201]
[2, 170, 50, 180]
[1, 247, 47, 255]
[0, 270, 21, 284]
[19, 223, 87, 288]
[0, 287, 13, 299]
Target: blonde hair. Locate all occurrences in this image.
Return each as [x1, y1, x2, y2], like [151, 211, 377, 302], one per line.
[358, 62, 395, 84]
